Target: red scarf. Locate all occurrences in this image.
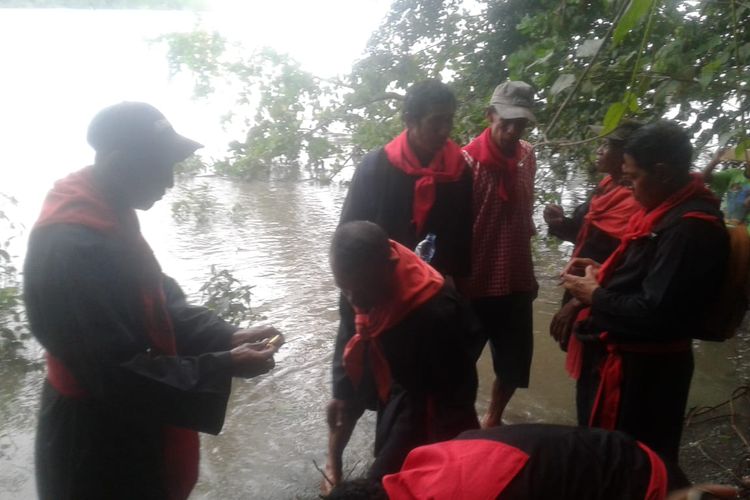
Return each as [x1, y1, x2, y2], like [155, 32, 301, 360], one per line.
[35, 166, 199, 500]
[638, 442, 669, 500]
[342, 240, 445, 402]
[462, 127, 524, 203]
[382, 439, 529, 500]
[572, 176, 640, 259]
[566, 175, 719, 430]
[384, 130, 466, 235]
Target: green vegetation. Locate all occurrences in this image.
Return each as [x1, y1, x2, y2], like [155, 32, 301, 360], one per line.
[199, 266, 258, 326]
[0, 194, 30, 361]
[160, 0, 749, 182]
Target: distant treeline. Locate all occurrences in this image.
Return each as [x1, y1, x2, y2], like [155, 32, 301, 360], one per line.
[0, 0, 206, 8]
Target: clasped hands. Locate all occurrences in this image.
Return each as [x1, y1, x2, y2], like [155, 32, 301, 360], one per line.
[229, 325, 285, 378]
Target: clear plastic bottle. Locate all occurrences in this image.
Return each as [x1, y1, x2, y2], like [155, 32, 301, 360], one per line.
[414, 233, 437, 263]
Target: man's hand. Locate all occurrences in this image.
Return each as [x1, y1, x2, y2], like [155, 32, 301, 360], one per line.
[230, 341, 279, 378]
[562, 265, 600, 305]
[561, 257, 601, 278]
[549, 298, 583, 346]
[231, 325, 283, 348]
[543, 204, 565, 227]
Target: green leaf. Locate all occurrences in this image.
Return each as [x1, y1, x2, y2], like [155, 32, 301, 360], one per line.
[602, 102, 627, 134]
[549, 74, 576, 96]
[736, 138, 750, 163]
[613, 0, 653, 46]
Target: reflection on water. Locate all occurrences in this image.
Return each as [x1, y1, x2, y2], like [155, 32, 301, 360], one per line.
[1, 178, 748, 499]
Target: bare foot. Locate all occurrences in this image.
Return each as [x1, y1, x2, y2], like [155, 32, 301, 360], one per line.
[319, 462, 339, 496]
[481, 413, 503, 429]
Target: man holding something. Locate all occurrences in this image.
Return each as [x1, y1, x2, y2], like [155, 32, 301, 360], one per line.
[24, 102, 284, 500]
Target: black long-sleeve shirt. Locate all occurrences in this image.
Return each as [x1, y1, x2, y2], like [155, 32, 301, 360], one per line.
[582, 200, 728, 343]
[340, 147, 473, 277]
[24, 223, 238, 499]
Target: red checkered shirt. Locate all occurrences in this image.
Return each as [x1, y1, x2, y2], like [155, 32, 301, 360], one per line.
[463, 139, 538, 298]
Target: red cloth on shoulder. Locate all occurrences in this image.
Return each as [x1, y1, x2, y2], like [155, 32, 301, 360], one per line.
[342, 240, 445, 402]
[382, 439, 529, 500]
[572, 175, 640, 259]
[462, 127, 523, 203]
[34, 166, 199, 500]
[384, 130, 466, 235]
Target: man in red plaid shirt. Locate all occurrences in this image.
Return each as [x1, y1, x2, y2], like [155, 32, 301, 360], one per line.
[461, 81, 539, 427]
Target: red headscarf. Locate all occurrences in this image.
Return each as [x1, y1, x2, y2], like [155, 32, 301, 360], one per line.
[382, 439, 529, 500]
[34, 166, 198, 500]
[384, 130, 466, 235]
[342, 240, 445, 402]
[572, 175, 640, 259]
[462, 127, 525, 203]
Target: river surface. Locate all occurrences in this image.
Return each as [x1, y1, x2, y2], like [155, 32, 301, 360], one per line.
[1, 176, 748, 499]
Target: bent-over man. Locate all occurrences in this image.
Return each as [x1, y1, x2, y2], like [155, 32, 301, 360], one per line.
[324, 221, 479, 490]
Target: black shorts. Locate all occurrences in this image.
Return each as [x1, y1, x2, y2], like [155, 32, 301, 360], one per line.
[472, 293, 534, 388]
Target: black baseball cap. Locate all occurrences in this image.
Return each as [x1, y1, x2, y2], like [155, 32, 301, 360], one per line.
[87, 101, 203, 162]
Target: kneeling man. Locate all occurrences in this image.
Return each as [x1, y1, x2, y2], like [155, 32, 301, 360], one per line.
[324, 221, 479, 491]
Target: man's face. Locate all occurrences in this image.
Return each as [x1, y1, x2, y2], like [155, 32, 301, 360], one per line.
[622, 154, 665, 210]
[123, 152, 176, 210]
[488, 112, 529, 153]
[406, 102, 456, 158]
[333, 259, 395, 311]
[596, 139, 625, 175]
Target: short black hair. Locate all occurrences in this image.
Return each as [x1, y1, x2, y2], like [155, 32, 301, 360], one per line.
[623, 120, 693, 174]
[324, 478, 388, 500]
[402, 79, 457, 123]
[330, 221, 391, 276]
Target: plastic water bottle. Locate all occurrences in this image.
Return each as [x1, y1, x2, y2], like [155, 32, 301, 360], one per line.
[415, 233, 437, 263]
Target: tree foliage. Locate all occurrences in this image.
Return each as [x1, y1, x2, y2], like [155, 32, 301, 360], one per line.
[160, 0, 749, 180]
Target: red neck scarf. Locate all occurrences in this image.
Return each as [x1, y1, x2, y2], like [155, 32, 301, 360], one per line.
[35, 166, 198, 500]
[596, 174, 719, 285]
[342, 240, 445, 402]
[382, 439, 529, 500]
[384, 130, 466, 235]
[462, 127, 524, 203]
[572, 175, 640, 259]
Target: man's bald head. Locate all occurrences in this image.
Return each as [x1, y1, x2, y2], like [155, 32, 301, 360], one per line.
[330, 221, 396, 310]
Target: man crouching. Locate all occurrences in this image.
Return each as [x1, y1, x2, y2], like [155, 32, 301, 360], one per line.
[323, 221, 480, 492]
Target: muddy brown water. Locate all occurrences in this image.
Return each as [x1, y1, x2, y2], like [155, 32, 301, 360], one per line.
[0, 178, 747, 499]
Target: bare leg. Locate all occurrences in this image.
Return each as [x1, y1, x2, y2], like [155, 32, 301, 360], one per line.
[481, 379, 516, 428]
[321, 399, 365, 495]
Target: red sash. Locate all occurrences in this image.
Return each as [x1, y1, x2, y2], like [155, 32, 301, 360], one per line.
[384, 130, 466, 235]
[34, 166, 199, 500]
[572, 176, 640, 259]
[638, 441, 669, 500]
[462, 127, 523, 203]
[566, 176, 719, 429]
[342, 240, 444, 402]
[382, 439, 529, 500]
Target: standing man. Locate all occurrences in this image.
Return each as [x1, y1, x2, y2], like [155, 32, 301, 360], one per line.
[545, 121, 642, 348]
[461, 81, 538, 427]
[562, 121, 729, 462]
[24, 102, 284, 500]
[338, 79, 472, 280]
[323, 222, 479, 491]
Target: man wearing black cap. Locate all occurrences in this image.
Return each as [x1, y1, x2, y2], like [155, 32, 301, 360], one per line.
[23, 102, 284, 500]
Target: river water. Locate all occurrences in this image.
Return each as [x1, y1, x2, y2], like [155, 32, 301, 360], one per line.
[0, 7, 748, 500]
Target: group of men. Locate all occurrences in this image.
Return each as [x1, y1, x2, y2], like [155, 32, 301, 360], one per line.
[22, 78, 744, 499]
